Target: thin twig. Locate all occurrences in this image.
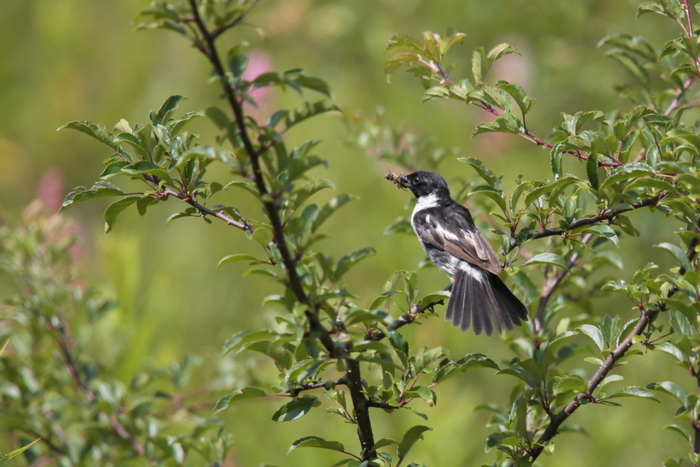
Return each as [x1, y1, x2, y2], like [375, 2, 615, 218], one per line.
[367, 299, 445, 342]
[162, 187, 254, 232]
[508, 191, 668, 252]
[437, 66, 623, 167]
[664, 77, 694, 116]
[533, 234, 593, 333]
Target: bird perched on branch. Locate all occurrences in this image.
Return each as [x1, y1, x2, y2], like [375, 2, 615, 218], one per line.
[387, 170, 528, 336]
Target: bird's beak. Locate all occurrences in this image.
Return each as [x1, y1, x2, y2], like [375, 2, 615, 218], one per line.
[397, 174, 410, 188]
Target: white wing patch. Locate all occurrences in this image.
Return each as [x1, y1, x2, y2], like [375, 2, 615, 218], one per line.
[435, 224, 459, 241]
[459, 261, 486, 282]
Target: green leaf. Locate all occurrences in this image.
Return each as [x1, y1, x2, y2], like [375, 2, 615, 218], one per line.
[598, 34, 656, 61]
[654, 242, 693, 271]
[397, 425, 432, 462]
[661, 424, 692, 445]
[472, 47, 487, 83]
[385, 34, 424, 53]
[217, 254, 261, 269]
[487, 43, 519, 61]
[389, 331, 409, 361]
[598, 163, 655, 191]
[637, 1, 666, 17]
[458, 157, 498, 186]
[228, 52, 249, 77]
[607, 386, 659, 402]
[469, 185, 506, 212]
[433, 353, 499, 383]
[670, 310, 694, 337]
[4, 439, 40, 460]
[288, 436, 347, 455]
[122, 160, 174, 184]
[373, 438, 398, 450]
[655, 341, 685, 362]
[213, 387, 267, 414]
[58, 121, 120, 152]
[176, 145, 218, 169]
[294, 179, 335, 208]
[578, 324, 605, 351]
[496, 80, 535, 115]
[586, 153, 599, 190]
[271, 396, 320, 422]
[104, 195, 142, 233]
[222, 329, 277, 355]
[169, 111, 204, 135]
[554, 373, 588, 394]
[582, 225, 619, 247]
[332, 247, 377, 282]
[205, 106, 236, 140]
[523, 176, 579, 206]
[311, 194, 356, 233]
[114, 132, 145, 154]
[485, 431, 520, 451]
[647, 381, 689, 409]
[472, 113, 525, 136]
[522, 253, 568, 270]
[61, 181, 124, 211]
[385, 52, 422, 82]
[604, 49, 650, 88]
[294, 75, 332, 97]
[284, 100, 341, 131]
[151, 95, 185, 125]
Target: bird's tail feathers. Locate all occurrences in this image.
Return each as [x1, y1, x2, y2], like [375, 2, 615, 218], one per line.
[445, 269, 529, 336]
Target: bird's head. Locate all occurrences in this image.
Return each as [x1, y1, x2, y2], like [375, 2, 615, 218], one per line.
[397, 171, 451, 202]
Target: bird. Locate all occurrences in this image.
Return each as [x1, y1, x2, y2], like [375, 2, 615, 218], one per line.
[393, 170, 528, 336]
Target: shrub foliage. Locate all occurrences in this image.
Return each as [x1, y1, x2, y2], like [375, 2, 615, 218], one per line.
[4, 1, 700, 466]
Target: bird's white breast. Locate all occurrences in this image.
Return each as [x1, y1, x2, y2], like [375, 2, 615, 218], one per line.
[410, 193, 439, 225]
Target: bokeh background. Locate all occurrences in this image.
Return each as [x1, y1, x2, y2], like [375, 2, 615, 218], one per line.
[0, 0, 694, 465]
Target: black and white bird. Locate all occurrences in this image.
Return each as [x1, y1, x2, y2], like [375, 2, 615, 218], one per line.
[395, 170, 528, 336]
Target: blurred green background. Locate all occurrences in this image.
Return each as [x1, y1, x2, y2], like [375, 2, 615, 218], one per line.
[0, 0, 694, 465]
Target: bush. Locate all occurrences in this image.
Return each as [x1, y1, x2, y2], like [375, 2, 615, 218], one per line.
[4, 1, 700, 466]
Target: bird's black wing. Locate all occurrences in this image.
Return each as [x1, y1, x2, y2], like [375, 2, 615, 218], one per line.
[413, 203, 501, 274]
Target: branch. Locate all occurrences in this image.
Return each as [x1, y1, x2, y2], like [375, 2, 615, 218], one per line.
[45, 316, 146, 457]
[184, 0, 336, 356]
[664, 77, 694, 116]
[286, 379, 347, 396]
[529, 218, 700, 461]
[508, 191, 668, 251]
[162, 188, 254, 232]
[367, 299, 445, 342]
[344, 358, 376, 460]
[437, 67, 622, 167]
[184, 3, 377, 459]
[533, 234, 593, 334]
[529, 307, 658, 461]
